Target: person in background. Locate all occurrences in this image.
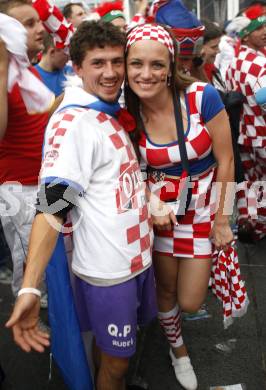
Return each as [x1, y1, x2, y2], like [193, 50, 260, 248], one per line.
[226, 4, 266, 242]
[35, 32, 72, 96]
[154, 0, 206, 80]
[125, 22, 234, 390]
[92, 1, 126, 31]
[62, 1, 87, 28]
[201, 20, 223, 89]
[0, 0, 49, 304]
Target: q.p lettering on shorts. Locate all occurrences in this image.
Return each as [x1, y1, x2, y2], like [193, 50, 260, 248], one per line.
[74, 266, 157, 358]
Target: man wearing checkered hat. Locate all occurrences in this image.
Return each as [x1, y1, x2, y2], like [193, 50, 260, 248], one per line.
[226, 4, 266, 242]
[6, 20, 157, 390]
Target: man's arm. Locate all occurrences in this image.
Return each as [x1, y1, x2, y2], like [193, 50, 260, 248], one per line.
[6, 213, 63, 352]
[0, 40, 9, 140]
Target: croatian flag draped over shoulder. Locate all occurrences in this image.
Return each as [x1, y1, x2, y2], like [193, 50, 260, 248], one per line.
[46, 233, 93, 390]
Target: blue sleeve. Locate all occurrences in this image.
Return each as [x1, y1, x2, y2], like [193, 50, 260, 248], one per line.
[201, 84, 224, 123]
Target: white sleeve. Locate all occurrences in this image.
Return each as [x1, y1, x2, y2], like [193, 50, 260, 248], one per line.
[40, 112, 101, 192]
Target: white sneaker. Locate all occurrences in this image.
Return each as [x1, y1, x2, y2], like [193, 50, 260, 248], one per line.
[169, 349, 198, 390]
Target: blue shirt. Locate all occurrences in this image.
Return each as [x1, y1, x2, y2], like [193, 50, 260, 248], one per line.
[34, 64, 73, 97]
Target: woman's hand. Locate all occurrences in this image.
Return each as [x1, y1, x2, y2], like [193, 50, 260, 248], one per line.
[150, 195, 177, 231]
[210, 220, 234, 251]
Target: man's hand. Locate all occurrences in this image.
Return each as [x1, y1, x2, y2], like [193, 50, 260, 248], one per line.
[5, 294, 50, 353]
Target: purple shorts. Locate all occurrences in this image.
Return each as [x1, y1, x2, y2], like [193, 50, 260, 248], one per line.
[74, 266, 157, 358]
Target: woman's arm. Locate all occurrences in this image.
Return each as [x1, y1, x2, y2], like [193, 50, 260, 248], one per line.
[206, 109, 235, 249]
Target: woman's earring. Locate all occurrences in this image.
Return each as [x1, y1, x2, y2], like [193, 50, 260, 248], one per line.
[167, 75, 171, 86]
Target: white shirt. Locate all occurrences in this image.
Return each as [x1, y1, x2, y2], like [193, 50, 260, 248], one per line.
[40, 86, 153, 279]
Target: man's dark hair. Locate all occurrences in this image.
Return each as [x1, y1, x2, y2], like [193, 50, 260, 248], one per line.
[249, 1, 266, 5]
[62, 2, 84, 19]
[0, 0, 29, 14]
[202, 19, 223, 44]
[70, 20, 126, 66]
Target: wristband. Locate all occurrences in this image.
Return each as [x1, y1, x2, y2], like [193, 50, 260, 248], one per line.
[17, 287, 41, 297]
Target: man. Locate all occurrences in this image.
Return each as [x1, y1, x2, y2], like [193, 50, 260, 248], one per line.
[0, 0, 49, 300]
[226, 4, 266, 242]
[62, 2, 87, 28]
[6, 21, 156, 390]
[35, 32, 72, 96]
[93, 1, 126, 31]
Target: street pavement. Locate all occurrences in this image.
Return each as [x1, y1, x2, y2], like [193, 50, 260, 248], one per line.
[1, 238, 266, 390]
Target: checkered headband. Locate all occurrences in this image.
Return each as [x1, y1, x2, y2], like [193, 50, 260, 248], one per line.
[126, 24, 175, 62]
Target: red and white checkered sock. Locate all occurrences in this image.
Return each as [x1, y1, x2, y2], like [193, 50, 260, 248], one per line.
[158, 305, 183, 348]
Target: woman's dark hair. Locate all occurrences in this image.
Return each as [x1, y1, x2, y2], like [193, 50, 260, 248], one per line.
[124, 24, 196, 156]
[70, 20, 126, 67]
[202, 19, 223, 44]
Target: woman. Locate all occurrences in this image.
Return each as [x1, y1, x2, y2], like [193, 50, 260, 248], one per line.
[125, 23, 234, 390]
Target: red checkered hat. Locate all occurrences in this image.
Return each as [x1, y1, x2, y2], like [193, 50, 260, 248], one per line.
[33, 0, 74, 49]
[210, 243, 249, 329]
[126, 24, 175, 61]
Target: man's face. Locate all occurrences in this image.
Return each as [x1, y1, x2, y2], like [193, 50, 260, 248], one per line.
[111, 17, 126, 32]
[74, 46, 125, 102]
[51, 48, 69, 71]
[8, 4, 45, 61]
[244, 24, 266, 51]
[69, 5, 87, 28]
[201, 37, 221, 64]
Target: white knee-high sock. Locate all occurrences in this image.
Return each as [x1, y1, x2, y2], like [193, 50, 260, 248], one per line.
[158, 305, 183, 348]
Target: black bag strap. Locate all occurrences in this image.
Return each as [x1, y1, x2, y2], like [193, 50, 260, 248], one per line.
[173, 90, 191, 176]
[172, 90, 192, 218]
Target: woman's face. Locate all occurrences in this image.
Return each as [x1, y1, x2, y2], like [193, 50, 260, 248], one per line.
[126, 40, 171, 101]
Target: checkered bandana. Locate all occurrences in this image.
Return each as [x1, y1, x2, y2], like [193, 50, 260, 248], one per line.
[210, 243, 249, 329]
[126, 24, 175, 62]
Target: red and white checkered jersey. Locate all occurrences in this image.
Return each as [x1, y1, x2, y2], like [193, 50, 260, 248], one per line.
[226, 45, 266, 148]
[40, 87, 153, 279]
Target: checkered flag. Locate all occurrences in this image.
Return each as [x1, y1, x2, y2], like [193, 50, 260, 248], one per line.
[211, 243, 249, 329]
[33, 0, 74, 49]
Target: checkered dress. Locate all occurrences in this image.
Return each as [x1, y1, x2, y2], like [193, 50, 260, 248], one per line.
[139, 82, 218, 259]
[226, 46, 266, 239]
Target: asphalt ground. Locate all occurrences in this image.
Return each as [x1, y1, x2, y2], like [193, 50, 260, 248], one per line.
[1, 238, 266, 390]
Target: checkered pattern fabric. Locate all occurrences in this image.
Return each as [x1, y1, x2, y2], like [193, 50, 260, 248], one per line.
[42, 108, 84, 170]
[226, 45, 266, 148]
[139, 82, 217, 258]
[236, 144, 266, 240]
[41, 87, 153, 279]
[126, 24, 175, 61]
[33, 0, 74, 49]
[211, 243, 249, 329]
